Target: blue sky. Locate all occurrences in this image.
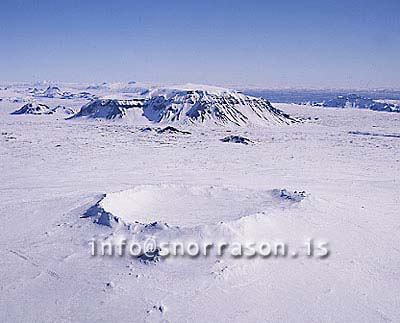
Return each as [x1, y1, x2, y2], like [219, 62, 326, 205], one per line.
[1, 0, 399, 88]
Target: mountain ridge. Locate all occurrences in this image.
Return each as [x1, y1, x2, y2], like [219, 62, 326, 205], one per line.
[71, 87, 299, 126]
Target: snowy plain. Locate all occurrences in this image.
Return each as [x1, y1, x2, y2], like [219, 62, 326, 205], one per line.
[0, 83, 399, 322]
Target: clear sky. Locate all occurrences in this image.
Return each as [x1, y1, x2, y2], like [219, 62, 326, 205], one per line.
[1, 0, 399, 89]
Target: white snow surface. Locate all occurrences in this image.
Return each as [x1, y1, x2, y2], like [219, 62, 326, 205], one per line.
[0, 84, 399, 323]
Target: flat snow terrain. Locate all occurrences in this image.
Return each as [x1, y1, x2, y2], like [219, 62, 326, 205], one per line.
[0, 89, 399, 322]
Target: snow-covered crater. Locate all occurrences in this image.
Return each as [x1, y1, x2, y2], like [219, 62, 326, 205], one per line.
[83, 184, 306, 229]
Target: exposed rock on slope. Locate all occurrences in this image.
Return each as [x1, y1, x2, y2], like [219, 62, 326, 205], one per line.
[71, 98, 146, 120]
[139, 126, 191, 135]
[157, 126, 191, 135]
[39, 86, 64, 98]
[71, 86, 299, 126]
[221, 135, 253, 145]
[11, 102, 53, 115]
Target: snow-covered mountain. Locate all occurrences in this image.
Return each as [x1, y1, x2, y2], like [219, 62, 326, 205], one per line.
[72, 98, 146, 120]
[317, 94, 400, 112]
[71, 86, 298, 126]
[38, 86, 65, 98]
[11, 102, 75, 115]
[11, 102, 53, 115]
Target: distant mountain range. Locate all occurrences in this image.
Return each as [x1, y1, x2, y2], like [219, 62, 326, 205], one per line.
[30, 86, 97, 100]
[315, 94, 400, 112]
[242, 89, 400, 113]
[242, 88, 400, 105]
